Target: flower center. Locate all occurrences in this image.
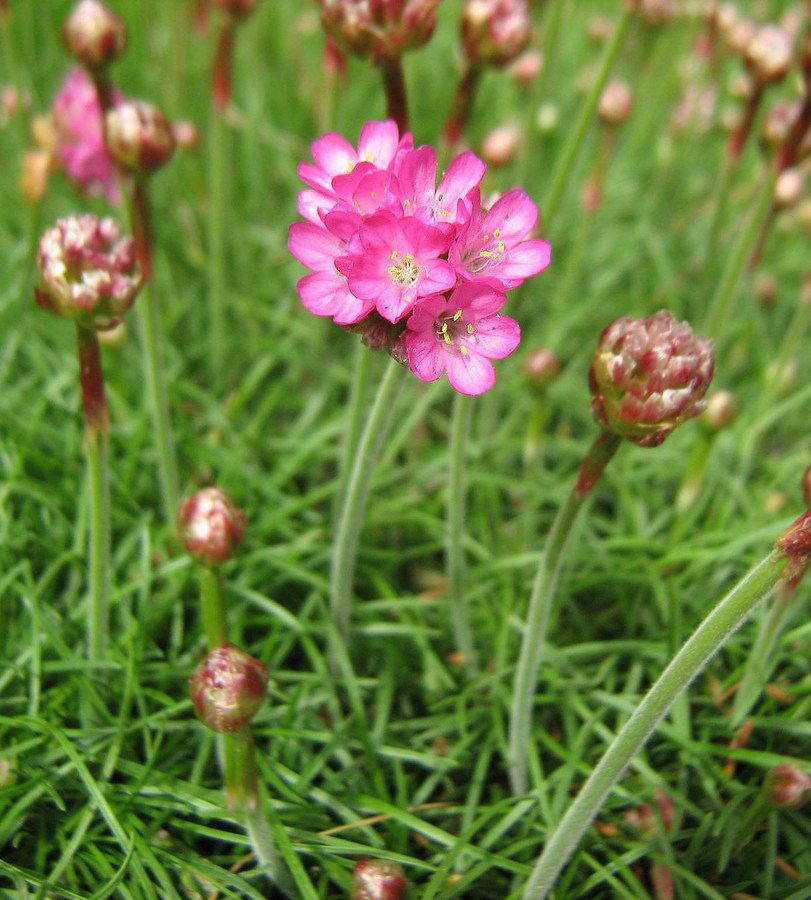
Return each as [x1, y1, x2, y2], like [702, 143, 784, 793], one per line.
[436, 308, 474, 356]
[466, 227, 505, 274]
[387, 250, 420, 286]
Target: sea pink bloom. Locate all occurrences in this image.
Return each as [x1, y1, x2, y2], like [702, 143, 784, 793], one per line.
[405, 282, 520, 395]
[337, 211, 457, 322]
[450, 188, 551, 290]
[288, 218, 375, 324]
[52, 67, 120, 204]
[297, 120, 411, 223]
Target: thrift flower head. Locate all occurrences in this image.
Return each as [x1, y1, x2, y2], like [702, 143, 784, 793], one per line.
[288, 119, 551, 394]
[62, 0, 127, 71]
[764, 763, 811, 809]
[178, 487, 247, 566]
[317, 0, 440, 64]
[588, 310, 714, 447]
[351, 859, 409, 900]
[189, 643, 268, 733]
[52, 67, 121, 204]
[105, 99, 176, 174]
[36, 214, 142, 330]
[461, 0, 532, 68]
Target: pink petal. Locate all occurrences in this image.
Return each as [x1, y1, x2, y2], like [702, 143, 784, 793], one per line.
[482, 189, 539, 244]
[470, 313, 521, 359]
[406, 331, 445, 382]
[288, 221, 343, 270]
[311, 132, 357, 176]
[357, 119, 403, 168]
[445, 352, 497, 395]
[298, 271, 373, 324]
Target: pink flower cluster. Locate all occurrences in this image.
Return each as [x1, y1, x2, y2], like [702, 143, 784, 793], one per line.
[288, 120, 551, 395]
[52, 67, 121, 204]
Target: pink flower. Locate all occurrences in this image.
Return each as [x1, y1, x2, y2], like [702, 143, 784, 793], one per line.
[52, 67, 120, 204]
[450, 188, 551, 290]
[337, 211, 456, 322]
[405, 282, 520, 394]
[297, 119, 411, 223]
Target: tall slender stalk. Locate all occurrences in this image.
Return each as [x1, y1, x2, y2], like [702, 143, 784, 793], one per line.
[447, 391, 477, 671]
[78, 326, 112, 662]
[329, 356, 406, 646]
[509, 430, 622, 795]
[128, 178, 180, 523]
[380, 57, 409, 133]
[541, 1, 635, 228]
[520, 546, 793, 899]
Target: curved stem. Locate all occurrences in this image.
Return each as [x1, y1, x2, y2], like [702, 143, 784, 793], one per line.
[329, 356, 406, 647]
[541, 1, 635, 229]
[520, 549, 790, 899]
[447, 391, 477, 672]
[509, 431, 622, 795]
[704, 165, 777, 337]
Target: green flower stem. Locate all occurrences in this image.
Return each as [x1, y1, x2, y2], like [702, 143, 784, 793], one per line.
[128, 177, 181, 524]
[330, 356, 406, 646]
[509, 430, 622, 795]
[225, 728, 296, 897]
[200, 565, 227, 649]
[730, 585, 793, 727]
[704, 164, 777, 337]
[520, 548, 790, 900]
[77, 327, 111, 662]
[208, 19, 231, 380]
[380, 57, 409, 134]
[541, 1, 635, 229]
[334, 343, 372, 518]
[447, 391, 477, 672]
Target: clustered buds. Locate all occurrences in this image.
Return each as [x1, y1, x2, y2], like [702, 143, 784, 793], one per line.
[317, 0, 440, 64]
[763, 763, 811, 810]
[461, 0, 532, 68]
[62, 0, 127, 71]
[178, 487, 247, 566]
[351, 859, 409, 900]
[588, 310, 714, 447]
[105, 100, 176, 174]
[189, 643, 269, 733]
[35, 214, 142, 330]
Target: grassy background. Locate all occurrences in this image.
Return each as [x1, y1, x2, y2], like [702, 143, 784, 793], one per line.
[1, 0, 811, 897]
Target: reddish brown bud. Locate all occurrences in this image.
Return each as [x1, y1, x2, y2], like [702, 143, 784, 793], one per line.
[189, 643, 269, 733]
[745, 24, 794, 85]
[598, 80, 634, 127]
[461, 0, 532, 68]
[351, 859, 409, 900]
[764, 763, 811, 809]
[105, 100, 176, 174]
[523, 347, 563, 392]
[36, 214, 142, 330]
[178, 487, 247, 565]
[317, 0, 440, 64]
[701, 389, 738, 432]
[588, 310, 714, 447]
[62, 0, 127, 71]
[481, 122, 522, 167]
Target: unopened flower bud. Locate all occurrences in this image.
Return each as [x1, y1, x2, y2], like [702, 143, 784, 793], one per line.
[461, 0, 532, 68]
[774, 167, 804, 208]
[317, 0, 440, 64]
[210, 0, 260, 19]
[724, 17, 757, 55]
[105, 100, 176, 174]
[760, 99, 799, 149]
[588, 310, 714, 447]
[189, 643, 269, 733]
[745, 24, 794, 85]
[764, 763, 811, 809]
[701, 389, 738, 432]
[172, 119, 200, 151]
[178, 487, 246, 565]
[639, 0, 678, 26]
[598, 80, 634, 127]
[351, 859, 409, 900]
[62, 0, 127, 71]
[524, 347, 563, 391]
[481, 122, 522, 166]
[511, 49, 542, 84]
[35, 214, 142, 330]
